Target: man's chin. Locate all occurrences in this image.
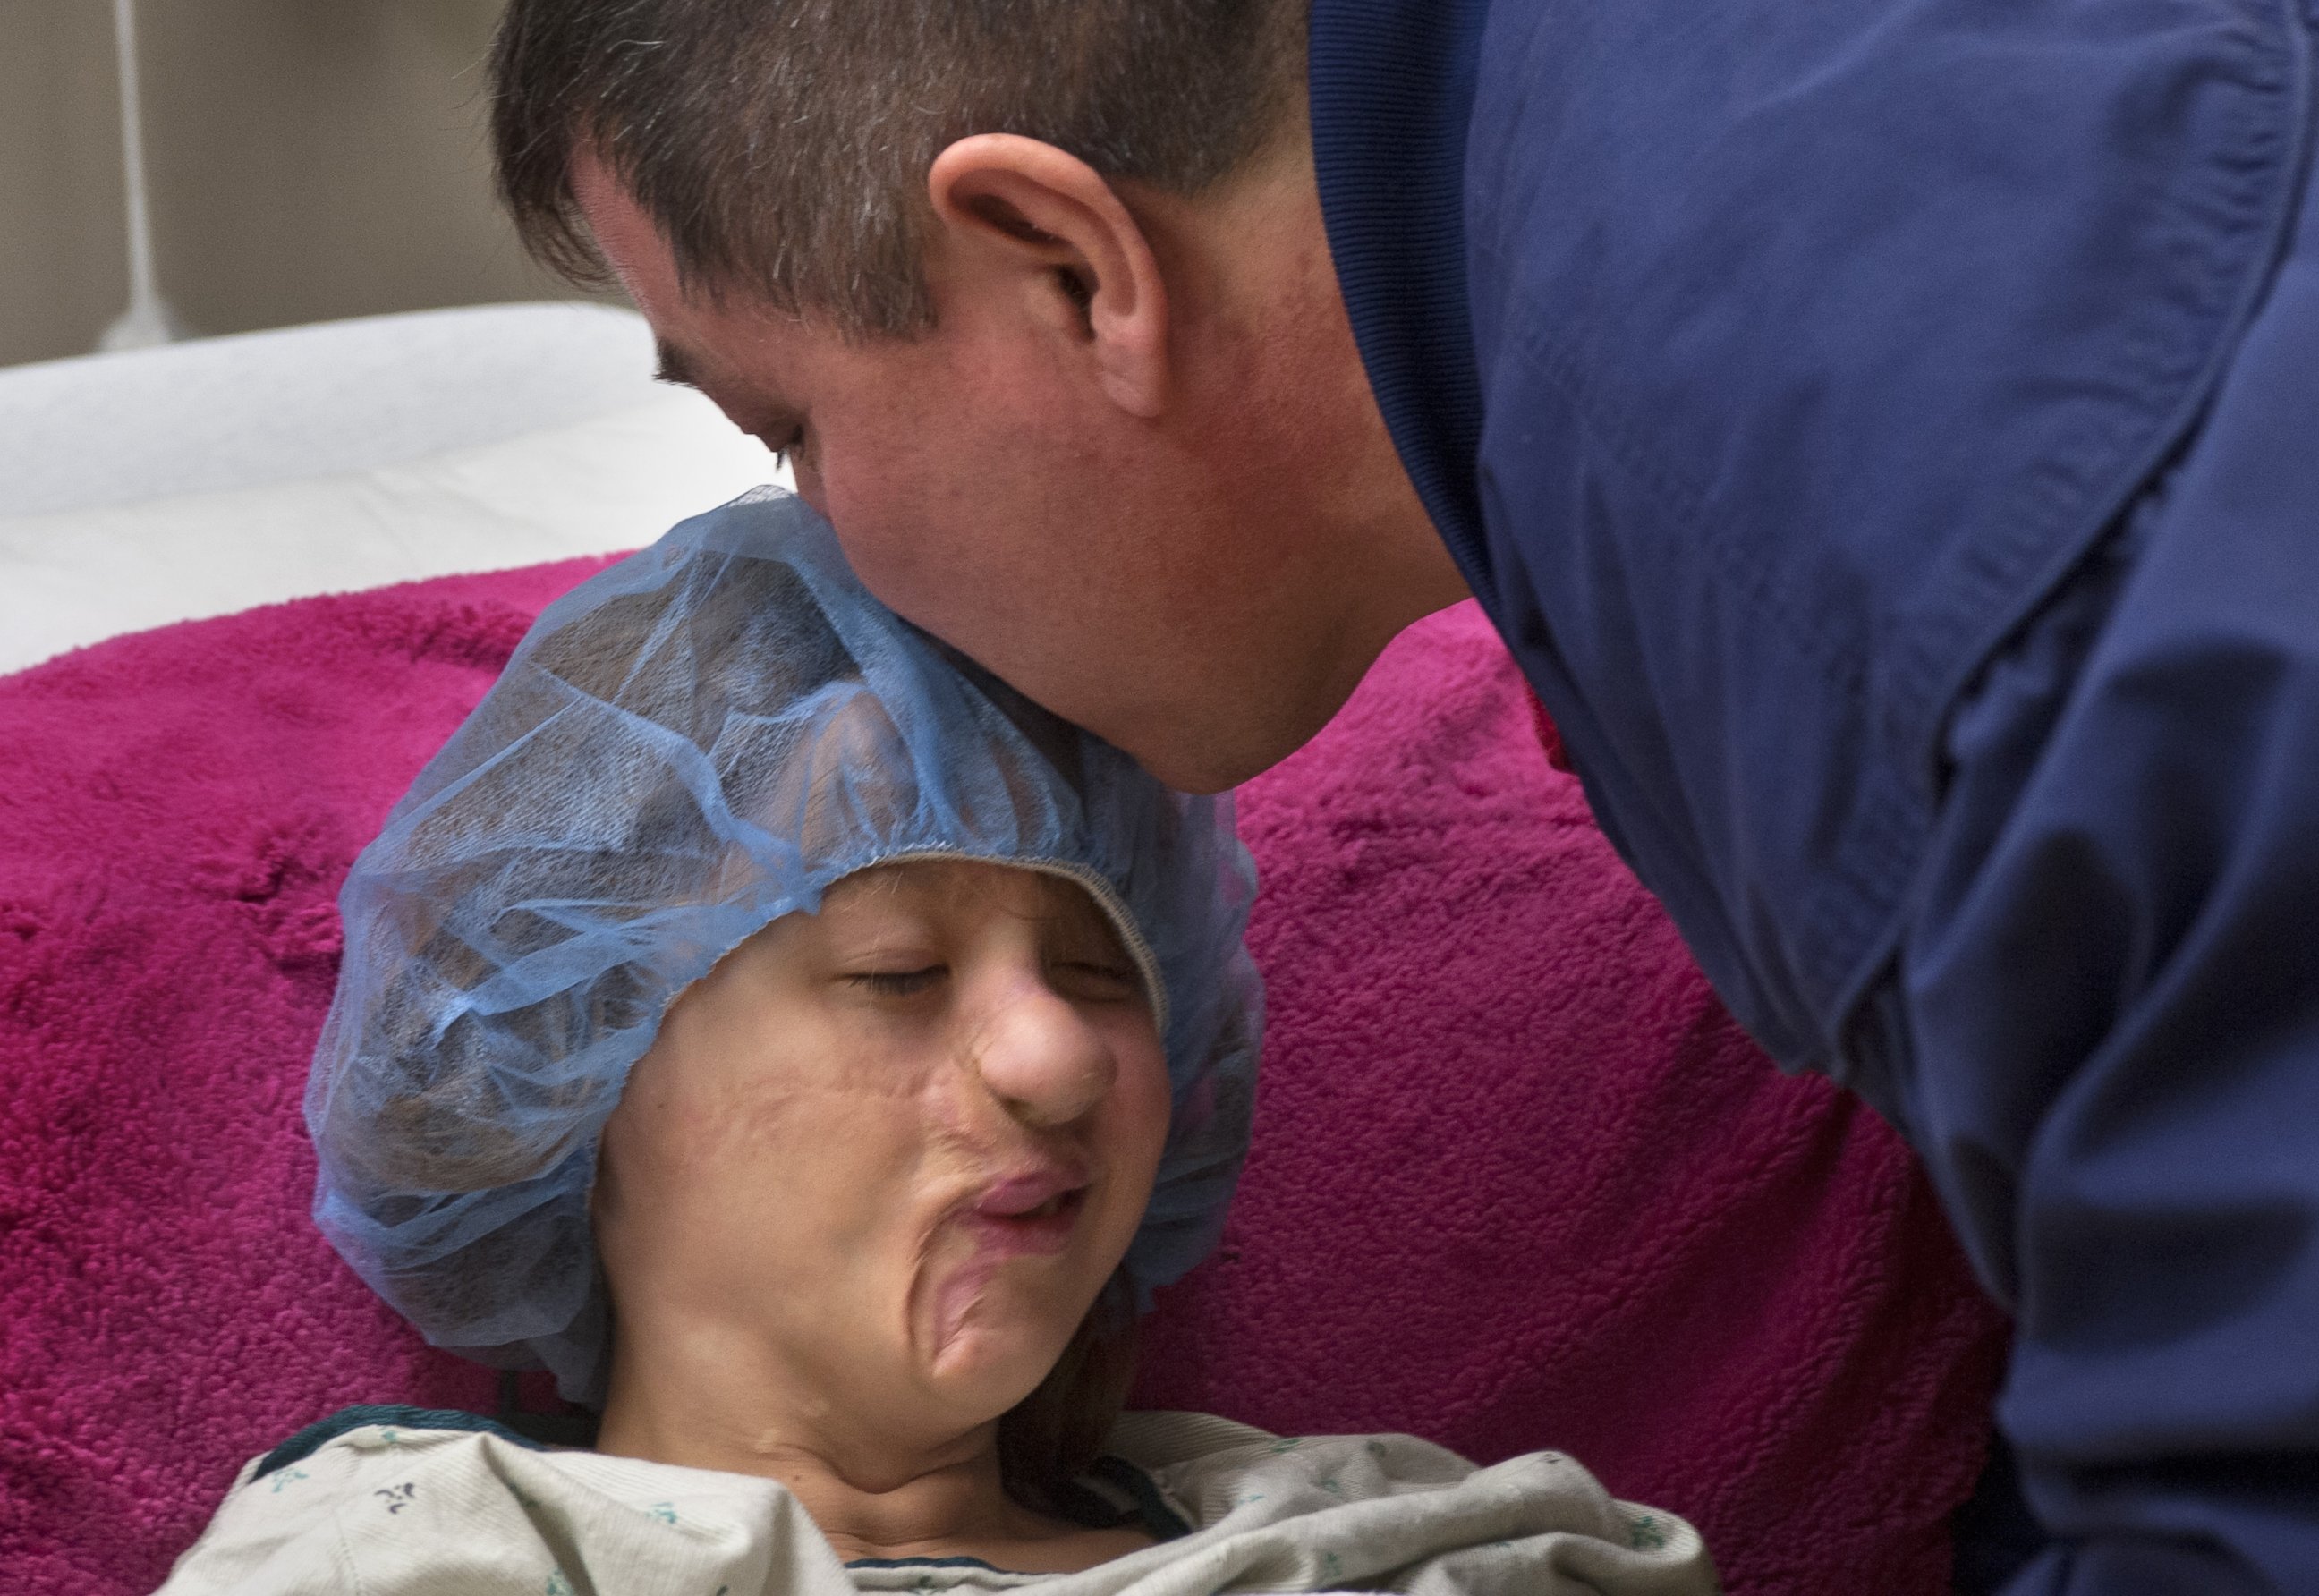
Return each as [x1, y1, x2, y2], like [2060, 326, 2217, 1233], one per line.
[1132, 751, 1248, 796]
[1106, 733, 1269, 796]
[1108, 696, 1343, 794]
[987, 662, 1318, 794]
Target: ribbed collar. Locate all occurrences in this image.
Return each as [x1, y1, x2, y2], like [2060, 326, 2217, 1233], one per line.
[1307, 0, 1494, 589]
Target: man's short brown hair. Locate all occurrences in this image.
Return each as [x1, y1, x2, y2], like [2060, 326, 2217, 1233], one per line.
[491, 0, 1307, 338]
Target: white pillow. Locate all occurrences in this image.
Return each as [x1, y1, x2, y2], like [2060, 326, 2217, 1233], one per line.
[0, 303, 693, 517]
[0, 386, 785, 676]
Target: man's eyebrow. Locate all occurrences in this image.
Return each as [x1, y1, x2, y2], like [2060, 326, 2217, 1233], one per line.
[651, 341, 701, 389]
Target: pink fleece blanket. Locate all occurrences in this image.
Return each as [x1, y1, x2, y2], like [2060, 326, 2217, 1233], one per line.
[0, 564, 2004, 1595]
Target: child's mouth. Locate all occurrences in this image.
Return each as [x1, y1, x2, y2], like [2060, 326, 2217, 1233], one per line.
[968, 1174, 1089, 1253]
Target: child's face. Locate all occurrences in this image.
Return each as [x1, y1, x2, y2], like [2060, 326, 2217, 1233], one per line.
[592, 857, 1170, 1449]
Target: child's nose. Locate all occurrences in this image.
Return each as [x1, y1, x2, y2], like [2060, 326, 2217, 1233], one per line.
[965, 982, 1118, 1129]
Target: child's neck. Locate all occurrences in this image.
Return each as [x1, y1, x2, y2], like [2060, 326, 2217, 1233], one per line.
[592, 1322, 1139, 1571]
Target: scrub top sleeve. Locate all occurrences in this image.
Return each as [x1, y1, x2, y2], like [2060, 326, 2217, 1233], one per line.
[1895, 239, 2319, 1592]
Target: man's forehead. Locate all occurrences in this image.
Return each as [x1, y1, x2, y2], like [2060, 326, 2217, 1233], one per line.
[567, 147, 662, 278]
[569, 146, 841, 405]
[650, 327, 802, 415]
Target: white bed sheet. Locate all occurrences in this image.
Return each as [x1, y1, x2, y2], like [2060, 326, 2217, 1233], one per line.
[0, 303, 786, 676]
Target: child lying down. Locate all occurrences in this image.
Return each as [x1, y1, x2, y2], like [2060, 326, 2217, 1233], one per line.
[156, 490, 1717, 1595]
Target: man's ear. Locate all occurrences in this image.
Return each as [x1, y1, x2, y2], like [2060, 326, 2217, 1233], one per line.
[925, 134, 1169, 419]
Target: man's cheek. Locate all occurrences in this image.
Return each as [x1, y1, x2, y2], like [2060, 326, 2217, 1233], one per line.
[813, 491, 931, 624]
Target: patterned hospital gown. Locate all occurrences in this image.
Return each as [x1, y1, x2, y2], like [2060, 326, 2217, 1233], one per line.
[154, 1407, 1717, 1594]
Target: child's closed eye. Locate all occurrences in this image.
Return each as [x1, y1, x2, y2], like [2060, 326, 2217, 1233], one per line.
[849, 966, 945, 997]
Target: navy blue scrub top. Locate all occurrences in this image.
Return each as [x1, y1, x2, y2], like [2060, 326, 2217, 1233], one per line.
[1307, 0, 2319, 1591]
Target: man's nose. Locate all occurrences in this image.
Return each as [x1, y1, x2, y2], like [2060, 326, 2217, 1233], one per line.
[964, 981, 1118, 1129]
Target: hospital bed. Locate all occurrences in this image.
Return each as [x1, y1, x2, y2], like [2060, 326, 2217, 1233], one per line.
[0, 301, 782, 675]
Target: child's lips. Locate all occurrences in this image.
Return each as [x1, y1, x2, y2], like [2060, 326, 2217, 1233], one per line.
[976, 1167, 1088, 1217]
[969, 1178, 1094, 1252]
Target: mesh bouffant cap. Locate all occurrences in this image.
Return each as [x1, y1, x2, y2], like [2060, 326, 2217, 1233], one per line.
[306, 489, 1262, 1402]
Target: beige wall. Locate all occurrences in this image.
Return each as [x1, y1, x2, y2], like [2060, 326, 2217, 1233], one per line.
[0, 0, 600, 369]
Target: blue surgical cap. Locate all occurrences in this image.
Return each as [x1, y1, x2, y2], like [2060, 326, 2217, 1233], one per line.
[305, 489, 1262, 1402]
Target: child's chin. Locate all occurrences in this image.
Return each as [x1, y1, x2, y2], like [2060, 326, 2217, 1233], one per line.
[924, 1316, 1074, 1413]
